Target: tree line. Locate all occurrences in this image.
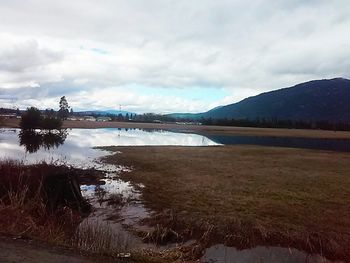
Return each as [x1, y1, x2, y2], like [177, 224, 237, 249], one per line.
[198, 117, 350, 131]
[9, 95, 350, 132]
[92, 112, 176, 123]
[0, 107, 21, 115]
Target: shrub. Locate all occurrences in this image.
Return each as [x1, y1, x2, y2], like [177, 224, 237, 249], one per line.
[20, 107, 62, 130]
[20, 107, 42, 130]
[0, 161, 84, 243]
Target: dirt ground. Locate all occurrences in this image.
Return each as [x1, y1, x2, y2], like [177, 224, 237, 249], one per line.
[0, 236, 96, 263]
[2, 118, 350, 139]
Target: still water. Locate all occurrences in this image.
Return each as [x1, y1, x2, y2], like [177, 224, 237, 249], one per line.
[1, 129, 349, 162]
[207, 134, 350, 152]
[0, 128, 219, 166]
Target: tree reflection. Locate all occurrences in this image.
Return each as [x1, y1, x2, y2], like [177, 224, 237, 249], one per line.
[19, 129, 68, 153]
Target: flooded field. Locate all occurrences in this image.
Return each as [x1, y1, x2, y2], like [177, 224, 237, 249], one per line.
[0, 128, 347, 262]
[0, 128, 219, 251]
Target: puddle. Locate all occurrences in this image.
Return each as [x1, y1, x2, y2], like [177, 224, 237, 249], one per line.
[201, 244, 344, 263]
[79, 168, 151, 248]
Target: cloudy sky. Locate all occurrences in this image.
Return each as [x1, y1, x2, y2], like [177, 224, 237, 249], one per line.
[0, 0, 349, 113]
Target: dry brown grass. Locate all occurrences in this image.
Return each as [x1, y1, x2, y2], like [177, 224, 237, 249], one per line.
[72, 220, 131, 255]
[102, 145, 350, 260]
[71, 219, 188, 263]
[0, 160, 85, 245]
[0, 182, 81, 244]
[0, 118, 19, 128]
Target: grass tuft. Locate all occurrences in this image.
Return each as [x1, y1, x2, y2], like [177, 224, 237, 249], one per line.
[72, 220, 132, 255]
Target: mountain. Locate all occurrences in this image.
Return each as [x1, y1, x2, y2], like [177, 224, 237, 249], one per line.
[171, 78, 350, 123]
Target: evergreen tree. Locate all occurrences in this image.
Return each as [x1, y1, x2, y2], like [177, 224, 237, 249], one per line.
[58, 96, 70, 120]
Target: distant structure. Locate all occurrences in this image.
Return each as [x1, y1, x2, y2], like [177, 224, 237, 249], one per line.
[96, 116, 111, 122]
[83, 116, 96, 121]
[0, 113, 18, 119]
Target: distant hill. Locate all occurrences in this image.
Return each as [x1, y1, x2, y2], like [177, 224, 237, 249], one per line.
[76, 110, 135, 116]
[169, 78, 350, 123]
[168, 106, 224, 120]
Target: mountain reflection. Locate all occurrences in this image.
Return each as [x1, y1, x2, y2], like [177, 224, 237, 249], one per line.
[19, 129, 68, 153]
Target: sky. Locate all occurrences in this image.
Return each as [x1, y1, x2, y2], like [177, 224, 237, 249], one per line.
[0, 0, 350, 113]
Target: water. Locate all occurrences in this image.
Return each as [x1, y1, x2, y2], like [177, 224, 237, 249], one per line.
[208, 134, 350, 152]
[0, 128, 219, 166]
[2, 129, 350, 159]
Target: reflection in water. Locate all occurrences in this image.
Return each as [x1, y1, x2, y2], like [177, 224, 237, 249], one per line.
[202, 244, 343, 263]
[0, 128, 219, 166]
[19, 129, 68, 153]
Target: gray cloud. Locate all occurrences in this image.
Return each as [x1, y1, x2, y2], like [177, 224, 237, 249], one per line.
[0, 0, 349, 112]
[0, 40, 63, 72]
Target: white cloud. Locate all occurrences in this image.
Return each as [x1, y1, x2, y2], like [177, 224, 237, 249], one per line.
[0, 0, 350, 112]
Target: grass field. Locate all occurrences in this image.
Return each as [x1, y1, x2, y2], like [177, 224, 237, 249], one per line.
[101, 145, 350, 260]
[3, 118, 350, 139]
